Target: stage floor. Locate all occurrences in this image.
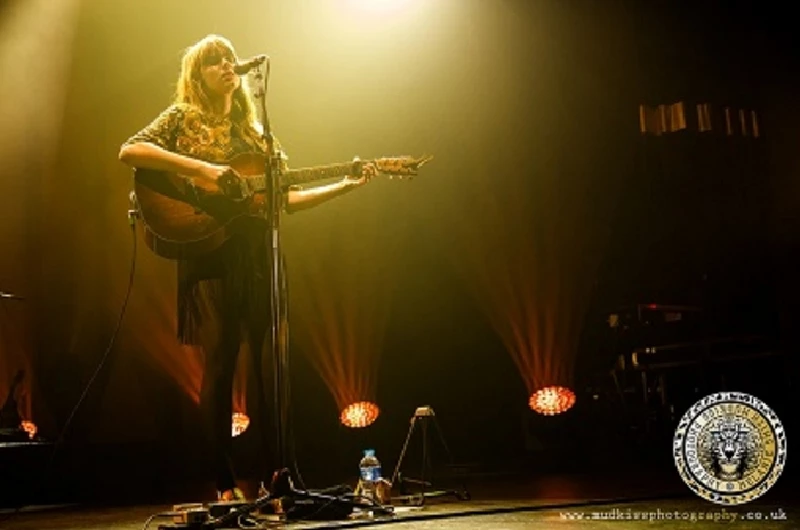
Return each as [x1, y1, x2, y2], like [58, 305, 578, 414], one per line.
[3, 471, 796, 530]
[3, 498, 797, 530]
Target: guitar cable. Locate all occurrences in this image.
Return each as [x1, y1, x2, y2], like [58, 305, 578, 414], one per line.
[47, 194, 140, 448]
[0, 194, 139, 525]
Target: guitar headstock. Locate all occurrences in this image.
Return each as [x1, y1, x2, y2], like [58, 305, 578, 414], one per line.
[374, 155, 434, 179]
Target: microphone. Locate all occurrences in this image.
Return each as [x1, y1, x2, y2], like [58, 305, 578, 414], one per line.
[0, 291, 23, 300]
[234, 54, 268, 75]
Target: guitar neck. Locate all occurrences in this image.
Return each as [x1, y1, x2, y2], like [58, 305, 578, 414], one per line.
[244, 161, 359, 191]
[285, 162, 360, 186]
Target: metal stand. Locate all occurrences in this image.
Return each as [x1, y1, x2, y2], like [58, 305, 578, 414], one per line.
[251, 57, 291, 475]
[390, 406, 470, 506]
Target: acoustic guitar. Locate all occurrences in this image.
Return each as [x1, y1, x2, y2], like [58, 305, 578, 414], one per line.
[131, 152, 432, 259]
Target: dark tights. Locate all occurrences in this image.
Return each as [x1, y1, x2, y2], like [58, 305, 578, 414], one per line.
[198, 287, 274, 492]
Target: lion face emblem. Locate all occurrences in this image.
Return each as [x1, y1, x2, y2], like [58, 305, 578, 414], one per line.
[673, 392, 787, 505]
[702, 419, 756, 481]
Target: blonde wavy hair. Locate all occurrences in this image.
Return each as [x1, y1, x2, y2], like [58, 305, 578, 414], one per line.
[175, 34, 263, 142]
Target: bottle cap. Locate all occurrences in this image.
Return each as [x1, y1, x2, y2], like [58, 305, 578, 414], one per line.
[363, 449, 375, 457]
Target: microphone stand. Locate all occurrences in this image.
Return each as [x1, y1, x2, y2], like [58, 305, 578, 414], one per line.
[251, 60, 291, 478]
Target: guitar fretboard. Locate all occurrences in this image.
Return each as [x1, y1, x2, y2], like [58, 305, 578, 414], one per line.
[244, 161, 360, 191]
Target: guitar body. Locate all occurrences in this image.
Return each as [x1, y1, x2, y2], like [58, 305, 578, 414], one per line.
[133, 152, 271, 260]
[130, 151, 432, 260]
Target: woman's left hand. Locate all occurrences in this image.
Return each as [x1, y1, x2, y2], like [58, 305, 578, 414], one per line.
[344, 156, 378, 187]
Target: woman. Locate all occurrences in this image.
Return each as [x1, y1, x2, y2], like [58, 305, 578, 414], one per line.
[119, 34, 375, 501]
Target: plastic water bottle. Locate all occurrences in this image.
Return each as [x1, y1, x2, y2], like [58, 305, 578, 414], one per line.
[359, 449, 382, 502]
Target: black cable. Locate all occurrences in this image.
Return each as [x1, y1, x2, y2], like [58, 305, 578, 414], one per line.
[201, 490, 689, 530]
[0, 206, 139, 525]
[52, 215, 138, 458]
[281, 492, 693, 529]
[293, 491, 389, 522]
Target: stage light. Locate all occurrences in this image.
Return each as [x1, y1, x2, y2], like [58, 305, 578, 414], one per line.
[340, 401, 380, 428]
[232, 412, 250, 437]
[20, 420, 37, 439]
[529, 386, 576, 416]
[344, 0, 414, 14]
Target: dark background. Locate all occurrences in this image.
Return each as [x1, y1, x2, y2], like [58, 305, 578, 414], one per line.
[1, 0, 798, 504]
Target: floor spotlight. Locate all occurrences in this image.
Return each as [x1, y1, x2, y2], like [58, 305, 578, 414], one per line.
[20, 420, 37, 439]
[529, 386, 576, 416]
[340, 401, 379, 428]
[231, 412, 250, 437]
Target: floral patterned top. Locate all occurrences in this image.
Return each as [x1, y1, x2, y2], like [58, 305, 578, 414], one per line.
[122, 102, 277, 163]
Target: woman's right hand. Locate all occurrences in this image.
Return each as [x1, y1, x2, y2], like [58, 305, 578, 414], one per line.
[194, 162, 237, 193]
[197, 162, 229, 182]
